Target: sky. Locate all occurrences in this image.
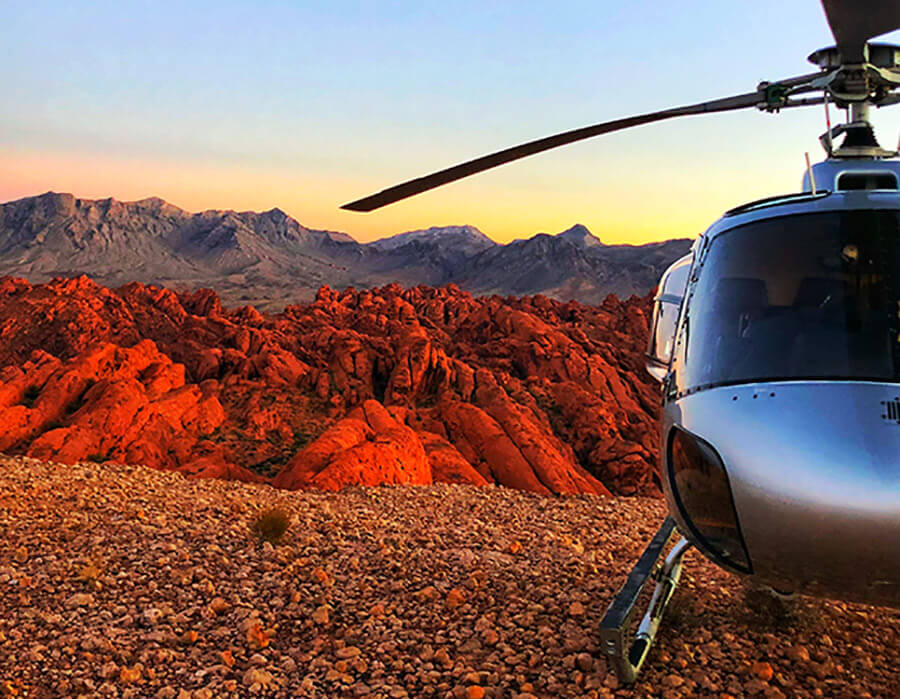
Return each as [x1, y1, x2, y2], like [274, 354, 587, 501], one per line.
[3, 0, 900, 245]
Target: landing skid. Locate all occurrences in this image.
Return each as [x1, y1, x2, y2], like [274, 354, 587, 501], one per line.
[599, 517, 692, 684]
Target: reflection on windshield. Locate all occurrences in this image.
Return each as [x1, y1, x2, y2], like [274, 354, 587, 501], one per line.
[682, 211, 900, 388]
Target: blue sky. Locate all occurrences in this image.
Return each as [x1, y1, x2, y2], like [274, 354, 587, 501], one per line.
[3, 0, 900, 243]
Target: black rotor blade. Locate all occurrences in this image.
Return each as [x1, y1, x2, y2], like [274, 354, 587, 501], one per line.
[821, 0, 900, 63]
[342, 90, 767, 212]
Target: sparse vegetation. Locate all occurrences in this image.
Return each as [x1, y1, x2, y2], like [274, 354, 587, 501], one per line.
[250, 429, 316, 477]
[251, 507, 291, 544]
[75, 559, 104, 589]
[290, 428, 312, 453]
[251, 454, 292, 477]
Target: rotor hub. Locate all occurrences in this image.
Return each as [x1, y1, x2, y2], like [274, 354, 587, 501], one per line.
[805, 43, 900, 107]
[808, 43, 900, 71]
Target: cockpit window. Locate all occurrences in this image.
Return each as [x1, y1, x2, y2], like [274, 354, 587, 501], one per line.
[678, 210, 900, 390]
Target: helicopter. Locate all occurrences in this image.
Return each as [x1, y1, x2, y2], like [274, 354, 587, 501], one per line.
[342, 0, 900, 683]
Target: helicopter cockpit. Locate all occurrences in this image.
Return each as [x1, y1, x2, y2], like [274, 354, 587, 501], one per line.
[672, 209, 900, 394]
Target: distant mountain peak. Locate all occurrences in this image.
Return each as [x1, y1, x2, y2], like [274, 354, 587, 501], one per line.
[367, 225, 496, 252]
[132, 196, 186, 217]
[262, 207, 289, 221]
[557, 223, 603, 247]
[35, 190, 75, 203]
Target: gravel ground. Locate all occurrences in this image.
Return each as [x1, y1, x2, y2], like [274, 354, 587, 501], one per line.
[1, 456, 897, 698]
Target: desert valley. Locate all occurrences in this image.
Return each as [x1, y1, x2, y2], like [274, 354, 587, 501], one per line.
[9, 0, 900, 694]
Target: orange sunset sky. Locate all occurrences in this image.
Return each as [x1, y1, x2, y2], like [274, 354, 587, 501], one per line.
[4, 1, 900, 245]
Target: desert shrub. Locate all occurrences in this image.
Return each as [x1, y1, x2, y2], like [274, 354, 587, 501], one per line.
[252, 507, 292, 544]
[86, 451, 109, 463]
[76, 559, 104, 589]
[21, 384, 41, 408]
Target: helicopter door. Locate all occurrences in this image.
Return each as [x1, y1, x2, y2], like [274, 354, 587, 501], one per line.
[647, 253, 692, 382]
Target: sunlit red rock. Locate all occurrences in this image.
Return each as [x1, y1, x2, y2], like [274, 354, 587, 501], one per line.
[0, 276, 661, 495]
[273, 400, 431, 490]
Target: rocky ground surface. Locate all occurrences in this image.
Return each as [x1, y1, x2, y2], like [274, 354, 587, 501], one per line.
[2, 456, 898, 698]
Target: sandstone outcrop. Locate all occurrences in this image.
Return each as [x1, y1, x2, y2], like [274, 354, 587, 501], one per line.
[0, 276, 661, 494]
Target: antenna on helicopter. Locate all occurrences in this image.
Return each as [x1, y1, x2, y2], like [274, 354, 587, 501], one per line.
[805, 152, 818, 194]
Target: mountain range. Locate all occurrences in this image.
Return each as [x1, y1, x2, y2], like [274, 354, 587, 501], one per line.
[0, 192, 691, 310]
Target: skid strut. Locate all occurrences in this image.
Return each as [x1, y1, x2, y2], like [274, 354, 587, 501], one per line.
[599, 517, 692, 684]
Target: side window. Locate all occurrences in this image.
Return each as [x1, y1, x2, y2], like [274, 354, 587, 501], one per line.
[652, 302, 679, 362]
[647, 254, 692, 380]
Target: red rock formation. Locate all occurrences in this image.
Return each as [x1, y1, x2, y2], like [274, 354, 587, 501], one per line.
[0, 276, 661, 495]
[273, 400, 431, 490]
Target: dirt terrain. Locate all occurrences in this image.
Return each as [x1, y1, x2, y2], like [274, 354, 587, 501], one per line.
[2, 455, 897, 698]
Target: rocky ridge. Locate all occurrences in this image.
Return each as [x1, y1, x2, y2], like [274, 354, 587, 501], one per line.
[2, 455, 897, 698]
[0, 193, 691, 310]
[0, 276, 660, 495]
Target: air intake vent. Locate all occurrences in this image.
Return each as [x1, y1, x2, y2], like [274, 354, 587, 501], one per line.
[881, 398, 900, 423]
[837, 173, 899, 191]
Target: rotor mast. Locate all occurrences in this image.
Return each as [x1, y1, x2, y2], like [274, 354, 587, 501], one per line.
[805, 41, 900, 158]
[850, 101, 869, 124]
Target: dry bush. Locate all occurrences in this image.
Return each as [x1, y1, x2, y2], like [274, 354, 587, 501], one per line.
[252, 507, 291, 544]
[76, 559, 104, 589]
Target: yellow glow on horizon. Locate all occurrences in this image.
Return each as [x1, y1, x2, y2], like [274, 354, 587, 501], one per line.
[0, 146, 792, 245]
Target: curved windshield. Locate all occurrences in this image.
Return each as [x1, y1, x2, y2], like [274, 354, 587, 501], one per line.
[681, 210, 900, 388]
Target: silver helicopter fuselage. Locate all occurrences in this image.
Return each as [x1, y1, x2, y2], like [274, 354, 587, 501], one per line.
[651, 158, 900, 608]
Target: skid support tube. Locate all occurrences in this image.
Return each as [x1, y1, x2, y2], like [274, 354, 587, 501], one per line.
[599, 517, 692, 684]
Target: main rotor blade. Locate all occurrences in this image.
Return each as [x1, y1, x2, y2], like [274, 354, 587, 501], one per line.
[342, 91, 767, 212]
[821, 0, 900, 63]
